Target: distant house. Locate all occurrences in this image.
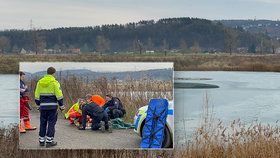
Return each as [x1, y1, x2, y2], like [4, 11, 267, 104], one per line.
[19, 48, 35, 55]
[170, 49, 179, 53]
[20, 48, 27, 54]
[43, 49, 55, 54]
[145, 50, 155, 54]
[276, 48, 280, 54]
[237, 47, 248, 54]
[126, 52, 134, 54]
[67, 48, 81, 54]
[92, 51, 100, 55]
[205, 48, 218, 54]
[43, 48, 63, 54]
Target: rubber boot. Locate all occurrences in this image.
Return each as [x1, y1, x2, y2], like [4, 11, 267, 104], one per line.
[24, 119, 37, 130]
[39, 142, 45, 147]
[46, 141, 57, 148]
[19, 119, 26, 133]
[106, 121, 113, 133]
[99, 121, 105, 133]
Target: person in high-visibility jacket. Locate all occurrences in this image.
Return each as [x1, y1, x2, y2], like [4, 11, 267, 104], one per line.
[65, 95, 105, 127]
[65, 99, 85, 126]
[19, 71, 36, 133]
[35, 67, 65, 148]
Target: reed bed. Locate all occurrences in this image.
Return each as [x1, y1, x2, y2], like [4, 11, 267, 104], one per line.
[0, 125, 18, 158]
[2, 53, 280, 73]
[180, 92, 280, 158]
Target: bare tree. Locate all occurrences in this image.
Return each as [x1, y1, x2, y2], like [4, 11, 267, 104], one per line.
[259, 37, 272, 54]
[146, 37, 154, 50]
[180, 39, 188, 53]
[96, 35, 110, 55]
[32, 31, 46, 54]
[259, 39, 264, 54]
[137, 40, 143, 55]
[190, 41, 201, 53]
[224, 28, 237, 55]
[94, 76, 108, 96]
[132, 39, 138, 52]
[132, 39, 143, 55]
[162, 39, 169, 56]
[0, 36, 10, 54]
[271, 39, 280, 54]
[12, 44, 20, 54]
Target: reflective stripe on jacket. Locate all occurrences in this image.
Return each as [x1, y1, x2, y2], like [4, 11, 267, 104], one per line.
[65, 102, 82, 119]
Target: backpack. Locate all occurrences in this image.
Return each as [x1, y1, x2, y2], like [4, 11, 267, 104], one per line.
[140, 98, 169, 148]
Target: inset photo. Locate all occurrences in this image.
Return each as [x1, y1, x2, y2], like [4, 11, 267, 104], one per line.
[19, 62, 173, 149]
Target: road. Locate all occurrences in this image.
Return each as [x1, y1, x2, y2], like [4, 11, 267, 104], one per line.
[19, 112, 141, 149]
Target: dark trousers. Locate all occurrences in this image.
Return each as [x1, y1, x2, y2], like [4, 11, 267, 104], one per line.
[108, 109, 123, 119]
[39, 109, 58, 142]
[91, 112, 109, 130]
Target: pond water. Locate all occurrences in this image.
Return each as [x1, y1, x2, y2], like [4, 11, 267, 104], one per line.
[0, 75, 19, 127]
[174, 71, 280, 146]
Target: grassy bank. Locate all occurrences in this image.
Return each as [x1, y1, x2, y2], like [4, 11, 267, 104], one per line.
[1, 53, 280, 74]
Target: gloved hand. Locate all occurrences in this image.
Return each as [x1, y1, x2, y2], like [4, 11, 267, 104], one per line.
[59, 105, 65, 112]
[26, 103, 32, 111]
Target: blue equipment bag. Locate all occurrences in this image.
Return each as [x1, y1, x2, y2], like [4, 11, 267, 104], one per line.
[140, 98, 169, 148]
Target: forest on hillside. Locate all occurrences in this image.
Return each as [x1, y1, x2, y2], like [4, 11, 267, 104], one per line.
[219, 19, 280, 39]
[0, 17, 279, 54]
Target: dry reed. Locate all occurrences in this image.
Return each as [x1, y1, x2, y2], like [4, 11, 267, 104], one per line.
[2, 53, 280, 74]
[180, 92, 280, 158]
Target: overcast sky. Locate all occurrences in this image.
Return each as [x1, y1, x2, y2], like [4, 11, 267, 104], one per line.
[1, 0, 279, 30]
[20, 62, 173, 73]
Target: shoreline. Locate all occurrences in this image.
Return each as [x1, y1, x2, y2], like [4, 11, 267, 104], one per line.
[1, 53, 280, 74]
